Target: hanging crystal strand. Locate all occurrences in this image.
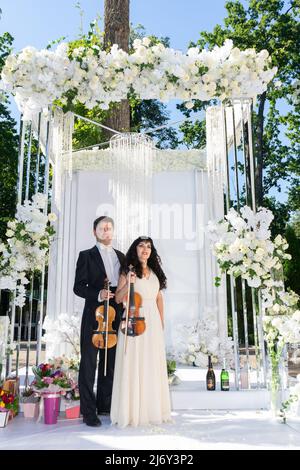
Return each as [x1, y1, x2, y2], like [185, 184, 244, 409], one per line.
[221, 103, 240, 390]
[14, 306, 23, 378]
[24, 275, 34, 388]
[21, 117, 36, 384]
[34, 113, 42, 193]
[35, 109, 52, 366]
[239, 99, 260, 387]
[52, 108, 64, 210]
[109, 133, 154, 252]
[7, 116, 27, 377]
[231, 101, 251, 388]
[25, 123, 33, 200]
[64, 111, 74, 180]
[246, 99, 267, 388]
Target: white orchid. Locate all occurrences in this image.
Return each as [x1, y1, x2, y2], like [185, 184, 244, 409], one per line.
[169, 310, 234, 368]
[43, 313, 81, 359]
[208, 206, 291, 293]
[0, 193, 56, 307]
[0, 39, 277, 118]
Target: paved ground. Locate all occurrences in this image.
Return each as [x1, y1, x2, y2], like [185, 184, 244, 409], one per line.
[1, 410, 300, 450]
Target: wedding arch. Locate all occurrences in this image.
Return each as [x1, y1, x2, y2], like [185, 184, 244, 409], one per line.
[0, 37, 278, 390]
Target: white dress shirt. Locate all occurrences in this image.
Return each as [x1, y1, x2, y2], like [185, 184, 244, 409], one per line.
[96, 241, 120, 288]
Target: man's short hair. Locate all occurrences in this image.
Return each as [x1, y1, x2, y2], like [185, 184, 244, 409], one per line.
[93, 216, 114, 231]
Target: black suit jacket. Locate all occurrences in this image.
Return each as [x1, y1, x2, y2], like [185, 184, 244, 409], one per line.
[73, 245, 125, 324]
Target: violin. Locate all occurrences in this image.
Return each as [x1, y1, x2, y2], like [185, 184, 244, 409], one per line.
[121, 265, 146, 342]
[92, 278, 117, 376]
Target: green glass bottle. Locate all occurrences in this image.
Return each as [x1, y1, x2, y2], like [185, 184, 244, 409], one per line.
[206, 355, 216, 391]
[220, 358, 230, 391]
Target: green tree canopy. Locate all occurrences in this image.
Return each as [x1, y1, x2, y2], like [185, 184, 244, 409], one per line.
[0, 31, 19, 240]
[179, 0, 300, 213]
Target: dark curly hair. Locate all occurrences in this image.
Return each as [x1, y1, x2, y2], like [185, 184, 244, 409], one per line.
[120, 236, 167, 290]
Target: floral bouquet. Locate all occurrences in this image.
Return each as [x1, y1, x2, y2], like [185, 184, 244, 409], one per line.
[0, 387, 19, 416]
[64, 387, 80, 402]
[64, 386, 80, 419]
[0, 193, 56, 307]
[20, 387, 40, 404]
[262, 289, 300, 418]
[207, 206, 291, 289]
[31, 363, 75, 395]
[170, 311, 234, 368]
[50, 355, 80, 373]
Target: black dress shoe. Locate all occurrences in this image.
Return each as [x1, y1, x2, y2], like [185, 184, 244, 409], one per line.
[97, 409, 110, 416]
[83, 416, 102, 427]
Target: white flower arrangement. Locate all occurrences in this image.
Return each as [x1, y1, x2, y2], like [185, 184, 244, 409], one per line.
[0, 38, 277, 120]
[70, 148, 206, 173]
[263, 291, 300, 347]
[207, 206, 291, 289]
[0, 193, 56, 307]
[42, 313, 81, 360]
[169, 311, 234, 368]
[208, 204, 300, 407]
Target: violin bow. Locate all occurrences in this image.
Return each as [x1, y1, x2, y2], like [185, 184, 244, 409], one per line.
[123, 265, 132, 354]
[104, 278, 110, 377]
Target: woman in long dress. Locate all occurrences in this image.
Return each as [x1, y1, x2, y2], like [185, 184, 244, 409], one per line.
[110, 236, 172, 427]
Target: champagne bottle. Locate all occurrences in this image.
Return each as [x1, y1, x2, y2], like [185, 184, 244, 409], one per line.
[206, 355, 216, 391]
[220, 358, 230, 391]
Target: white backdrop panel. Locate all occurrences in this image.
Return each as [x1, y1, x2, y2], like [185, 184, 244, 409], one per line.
[47, 169, 226, 353]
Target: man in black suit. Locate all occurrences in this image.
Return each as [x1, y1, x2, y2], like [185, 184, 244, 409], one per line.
[73, 216, 125, 427]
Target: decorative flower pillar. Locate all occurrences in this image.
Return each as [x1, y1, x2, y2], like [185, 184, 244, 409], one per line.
[267, 340, 284, 417]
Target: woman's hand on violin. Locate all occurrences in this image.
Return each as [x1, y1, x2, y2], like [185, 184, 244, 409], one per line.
[126, 272, 136, 285]
[99, 289, 115, 301]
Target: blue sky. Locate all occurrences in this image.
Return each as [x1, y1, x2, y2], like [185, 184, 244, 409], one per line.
[0, 0, 228, 51]
[0, 1, 289, 202]
[0, 0, 228, 121]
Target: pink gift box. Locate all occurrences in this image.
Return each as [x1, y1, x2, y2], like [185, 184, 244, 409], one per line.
[23, 403, 40, 419]
[65, 404, 80, 419]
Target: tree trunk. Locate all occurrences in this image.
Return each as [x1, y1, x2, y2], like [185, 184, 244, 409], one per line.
[104, 0, 130, 137]
[255, 91, 266, 207]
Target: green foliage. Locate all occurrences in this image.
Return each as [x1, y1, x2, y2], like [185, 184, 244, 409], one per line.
[264, 196, 290, 236]
[283, 225, 300, 295]
[0, 32, 18, 240]
[179, 119, 206, 149]
[290, 211, 300, 237]
[130, 98, 179, 149]
[56, 20, 179, 150]
[180, 0, 300, 211]
[166, 359, 176, 376]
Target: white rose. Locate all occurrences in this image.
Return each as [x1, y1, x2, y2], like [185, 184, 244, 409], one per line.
[292, 310, 300, 321]
[272, 303, 281, 313]
[142, 37, 151, 47]
[48, 213, 57, 222]
[247, 277, 261, 288]
[6, 230, 14, 237]
[7, 221, 17, 230]
[185, 101, 194, 109]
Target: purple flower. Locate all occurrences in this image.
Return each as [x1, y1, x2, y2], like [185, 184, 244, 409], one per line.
[43, 377, 53, 384]
[52, 370, 63, 378]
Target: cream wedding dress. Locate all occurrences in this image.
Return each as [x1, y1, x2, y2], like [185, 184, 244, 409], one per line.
[110, 270, 172, 427]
